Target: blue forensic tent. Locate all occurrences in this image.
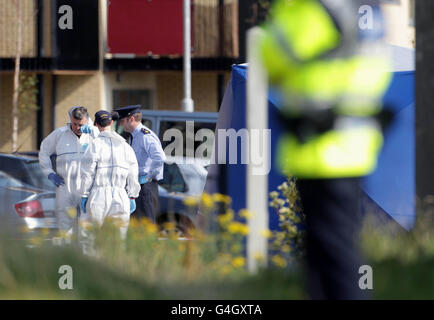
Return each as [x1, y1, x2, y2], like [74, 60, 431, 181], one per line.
[205, 45, 415, 231]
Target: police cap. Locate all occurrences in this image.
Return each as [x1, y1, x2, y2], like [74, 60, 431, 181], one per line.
[114, 105, 142, 120]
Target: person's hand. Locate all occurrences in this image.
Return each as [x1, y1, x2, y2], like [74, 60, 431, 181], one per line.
[81, 197, 88, 214]
[80, 125, 92, 134]
[129, 198, 136, 214]
[48, 173, 65, 187]
[82, 143, 89, 151]
[138, 175, 148, 184]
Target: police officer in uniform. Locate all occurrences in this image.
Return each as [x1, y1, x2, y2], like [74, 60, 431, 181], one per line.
[115, 105, 166, 223]
[259, 0, 391, 299]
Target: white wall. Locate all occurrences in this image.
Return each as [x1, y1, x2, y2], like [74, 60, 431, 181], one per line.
[381, 0, 415, 48]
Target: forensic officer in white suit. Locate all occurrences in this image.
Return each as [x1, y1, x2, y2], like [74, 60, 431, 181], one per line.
[39, 106, 99, 237]
[79, 110, 140, 241]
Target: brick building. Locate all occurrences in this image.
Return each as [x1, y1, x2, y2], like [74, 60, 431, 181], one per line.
[0, 0, 413, 153]
[0, 0, 262, 152]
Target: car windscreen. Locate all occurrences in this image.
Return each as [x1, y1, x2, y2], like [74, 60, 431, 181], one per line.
[176, 163, 207, 195]
[0, 171, 26, 188]
[159, 163, 188, 193]
[24, 160, 55, 191]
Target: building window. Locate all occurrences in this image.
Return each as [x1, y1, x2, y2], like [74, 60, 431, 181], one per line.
[113, 89, 152, 109]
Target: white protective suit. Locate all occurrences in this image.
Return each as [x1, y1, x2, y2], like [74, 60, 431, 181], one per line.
[39, 112, 99, 235]
[79, 130, 140, 238]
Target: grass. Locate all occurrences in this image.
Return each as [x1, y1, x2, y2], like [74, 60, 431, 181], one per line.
[0, 239, 304, 300]
[1, 200, 434, 299]
[361, 211, 434, 299]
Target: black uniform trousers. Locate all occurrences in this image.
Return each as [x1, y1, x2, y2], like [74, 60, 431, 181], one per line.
[297, 177, 370, 300]
[132, 180, 159, 223]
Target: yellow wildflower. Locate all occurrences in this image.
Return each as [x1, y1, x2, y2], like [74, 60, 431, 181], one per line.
[218, 210, 234, 225]
[231, 256, 246, 268]
[254, 252, 265, 263]
[239, 209, 254, 219]
[272, 255, 287, 268]
[140, 217, 153, 226]
[239, 224, 249, 235]
[145, 222, 158, 234]
[282, 244, 291, 253]
[200, 193, 214, 209]
[260, 229, 272, 239]
[269, 191, 279, 199]
[67, 207, 77, 219]
[212, 193, 232, 205]
[227, 222, 241, 234]
[226, 222, 249, 235]
[183, 196, 199, 207]
[163, 222, 176, 231]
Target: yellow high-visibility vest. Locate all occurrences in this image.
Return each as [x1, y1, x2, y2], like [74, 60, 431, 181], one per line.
[260, 0, 391, 178]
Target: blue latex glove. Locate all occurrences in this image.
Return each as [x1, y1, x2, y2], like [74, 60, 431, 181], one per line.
[80, 125, 92, 134]
[138, 175, 148, 184]
[81, 197, 88, 214]
[82, 143, 89, 151]
[129, 198, 136, 214]
[48, 173, 65, 187]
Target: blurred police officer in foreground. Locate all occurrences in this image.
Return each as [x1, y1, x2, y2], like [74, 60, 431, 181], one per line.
[260, 0, 391, 299]
[115, 105, 166, 223]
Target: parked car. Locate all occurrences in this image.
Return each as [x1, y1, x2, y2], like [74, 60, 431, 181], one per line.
[0, 153, 55, 191]
[0, 153, 57, 240]
[0, 153, 208, 238]
[113, 109, 217, 234]
[157, 157, 209, 234]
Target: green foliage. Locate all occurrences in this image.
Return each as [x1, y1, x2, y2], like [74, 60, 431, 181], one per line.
[360, 199, 434, 299]
[18, 73, 39, 115]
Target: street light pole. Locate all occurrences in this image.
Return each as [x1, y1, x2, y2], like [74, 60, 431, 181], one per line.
[182, 0, 194, 112]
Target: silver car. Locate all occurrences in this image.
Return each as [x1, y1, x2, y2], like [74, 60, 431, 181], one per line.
[0, 154, 57, 240]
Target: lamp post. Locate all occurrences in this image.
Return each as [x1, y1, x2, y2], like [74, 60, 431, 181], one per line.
[182, 0, 194, 112]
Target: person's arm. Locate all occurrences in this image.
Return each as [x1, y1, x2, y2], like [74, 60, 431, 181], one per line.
[91, 125, 100, 138]
[125, 144, 140, 198]
[39, 129, 59, 177]
[80, 141, 99, 197]
[145, 137, 166, 180]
